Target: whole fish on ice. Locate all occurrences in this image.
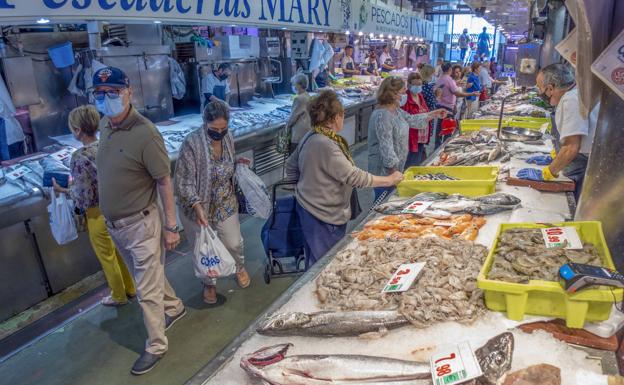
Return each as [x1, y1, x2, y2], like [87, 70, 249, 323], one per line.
[257, 311, 410, 337]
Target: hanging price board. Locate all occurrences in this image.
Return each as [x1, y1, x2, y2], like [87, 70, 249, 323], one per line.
[591, 28, 624, 101]
[541, 227, 583, 249]
[50, 148, 74, 162]
[401, 201, 433, 215]
[382, 263, 425, 293]
[430, 342, 482, 385]
[5, 166, 31, 181]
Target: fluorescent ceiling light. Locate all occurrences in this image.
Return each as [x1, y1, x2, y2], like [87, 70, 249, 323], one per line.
[37, 18, 50, 24]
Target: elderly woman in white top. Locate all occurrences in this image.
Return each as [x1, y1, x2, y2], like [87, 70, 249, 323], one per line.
[368, 76, 449, 201]
[285, 73, 311, 153]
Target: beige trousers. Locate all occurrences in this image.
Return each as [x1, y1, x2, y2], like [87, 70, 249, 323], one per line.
[179, 210, 244, 286]
[106, 205, 184, 355]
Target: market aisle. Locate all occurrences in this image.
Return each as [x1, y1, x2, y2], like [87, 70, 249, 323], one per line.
[0, 145, 374, 385]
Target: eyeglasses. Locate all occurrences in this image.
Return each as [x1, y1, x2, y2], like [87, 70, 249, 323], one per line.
[92, 89, 125, 101]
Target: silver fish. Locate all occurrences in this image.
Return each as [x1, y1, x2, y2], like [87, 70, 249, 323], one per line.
[421, 209, 453, 219]
[257, 311, 410, 337]
[412, 192, 449, 201]
[474, 332, 514, 385]
[240, 343, 432, 385]
[431, 198, 480, 213]
[475, 193, 521, 206]
[463, 204, 517, 216]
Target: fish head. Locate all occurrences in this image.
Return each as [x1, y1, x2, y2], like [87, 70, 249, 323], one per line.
[475, 332, 514, 385]
[241, 343, 293, 370]
[257, 312, 312, 335]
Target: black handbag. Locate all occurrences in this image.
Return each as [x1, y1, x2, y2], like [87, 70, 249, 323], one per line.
[350, 189, 362, 220]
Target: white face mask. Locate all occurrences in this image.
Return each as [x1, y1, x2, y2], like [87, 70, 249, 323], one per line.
[292, 85, 298, 94]
[399, 94, 408, 107]
[95, 95, 126, 117]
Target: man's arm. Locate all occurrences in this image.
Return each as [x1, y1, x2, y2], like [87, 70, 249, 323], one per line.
[157, 175, 180, 250]
[548, 135, 582, 176]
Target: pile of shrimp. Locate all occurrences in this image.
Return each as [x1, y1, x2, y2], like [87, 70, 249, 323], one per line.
[352, 213, 486, 242]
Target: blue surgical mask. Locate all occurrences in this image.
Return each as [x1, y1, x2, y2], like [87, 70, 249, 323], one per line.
[95, 95, 125, 117]
[410, 85, 423, 94]
[292, 85, 298, 94]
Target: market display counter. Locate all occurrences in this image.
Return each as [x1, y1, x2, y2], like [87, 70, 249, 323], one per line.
[185, 136, 615, 385]
[0, 93, 378, 324]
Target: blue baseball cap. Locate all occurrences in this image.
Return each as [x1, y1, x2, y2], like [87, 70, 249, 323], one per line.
[93, 67, 130, 88]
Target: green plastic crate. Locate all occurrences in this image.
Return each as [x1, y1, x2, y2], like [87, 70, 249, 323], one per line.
[397, 166, 499, 197]
[477, 222, 622, 328]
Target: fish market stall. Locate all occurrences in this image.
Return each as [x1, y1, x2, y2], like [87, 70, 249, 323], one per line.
[186, 111, 620, 384]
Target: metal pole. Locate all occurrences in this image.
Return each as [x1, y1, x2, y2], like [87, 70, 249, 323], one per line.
[493, 25, 497, 60]
[450, 13, 455, 61]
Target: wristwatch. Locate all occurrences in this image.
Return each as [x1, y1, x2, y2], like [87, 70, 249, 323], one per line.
[164, 224, 181, 233]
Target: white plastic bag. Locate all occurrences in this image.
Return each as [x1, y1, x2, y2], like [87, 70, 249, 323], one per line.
[48, 192, 78, 245]
[235, 164, 271, 219]
[193, 226, 236, 279]
[168, 57, 186, 100]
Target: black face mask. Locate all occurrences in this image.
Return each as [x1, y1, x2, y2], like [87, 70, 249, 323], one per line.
[207, 128, 228, 141]
[538, 89, 551, 106]
[219, 74, 229, 81]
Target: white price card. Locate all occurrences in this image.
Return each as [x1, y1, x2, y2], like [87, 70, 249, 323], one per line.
[50, 148, 74, 162]
[555, 28, 577, 68]
[591, 28, 624, 101]
[5, 166, 31, 181]
[382, 263, 425, 293]
[401, 201, 433, 215]
[541, 227, 583, 250]
[430, 342, 482, 385]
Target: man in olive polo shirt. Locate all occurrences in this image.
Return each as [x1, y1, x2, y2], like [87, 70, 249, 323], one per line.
[92, 67, 185, 375]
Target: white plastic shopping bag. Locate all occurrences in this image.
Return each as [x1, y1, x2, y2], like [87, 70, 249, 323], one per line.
[235, 164, 271, 219]
[193, 226, 236, 279]
[48, 192, 78, 245]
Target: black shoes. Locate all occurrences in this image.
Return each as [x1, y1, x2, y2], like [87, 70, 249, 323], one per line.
[131, 351, 163, 375]
[165, 307, 187, 331]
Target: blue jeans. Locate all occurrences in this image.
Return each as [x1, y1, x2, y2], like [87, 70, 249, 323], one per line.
[404, 145, 425, 169]
[296, 201, 346, 270]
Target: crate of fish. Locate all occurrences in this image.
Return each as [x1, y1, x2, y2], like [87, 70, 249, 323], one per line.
[397, 166, 499, 198]
[477, 222, 623, 328]
[459, 119, 501, 132]
[460, 117, 551, 133]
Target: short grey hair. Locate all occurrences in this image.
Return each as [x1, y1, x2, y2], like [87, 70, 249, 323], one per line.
[540, 63, 575, 89]
[203, 99, 230, 123]
[291, 73, 309, 91]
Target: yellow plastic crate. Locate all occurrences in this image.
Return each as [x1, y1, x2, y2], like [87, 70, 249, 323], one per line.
[460, 117, 551, 133]
[397, 166, 499, 197]
[477, 222, 622, 328]
[460, 119, 501, 132]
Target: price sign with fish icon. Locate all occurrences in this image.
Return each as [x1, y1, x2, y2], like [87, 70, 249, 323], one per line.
[382, 263, 425, 293]
[401, 200, 433, 215]
[50, 148, 74, 162]
[430, 342, 482, 385]
[5, 166, 31, 181]
[541, 226, 583, 250]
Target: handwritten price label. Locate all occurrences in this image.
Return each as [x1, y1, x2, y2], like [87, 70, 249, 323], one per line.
[382, 262, 425, 293]
[50, 148, 74, 162]
[430, 342, 482, 385]
[401, 201, 433, 215]
[541, 227, 583, 249]
[5, 166, 31, 181]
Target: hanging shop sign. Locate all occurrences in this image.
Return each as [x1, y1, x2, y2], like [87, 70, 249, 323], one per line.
[352, 0, 433, 39]
[0, 0, 344, 31]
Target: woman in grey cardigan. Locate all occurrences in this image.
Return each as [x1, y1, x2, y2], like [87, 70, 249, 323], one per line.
[286, 90, 404, 268]
[174, 100, 250, 304]
[286, 73, 312, 153]
[368, 76, 449, 201]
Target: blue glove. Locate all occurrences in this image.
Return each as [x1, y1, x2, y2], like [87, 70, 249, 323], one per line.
[517, 168, 543, 181]
[526, 155, 553, 165]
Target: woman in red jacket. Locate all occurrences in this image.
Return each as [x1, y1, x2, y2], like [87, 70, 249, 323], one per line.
[402, 72, 430, 168]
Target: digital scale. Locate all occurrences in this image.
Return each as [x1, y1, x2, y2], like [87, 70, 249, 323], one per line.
[559, 263, 624, 292]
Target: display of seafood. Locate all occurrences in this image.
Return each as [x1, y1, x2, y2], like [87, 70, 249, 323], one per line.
[413, 173, 459, 181]
[240, 333, 514, 385]
[257, 310, 409, 337]
[434, 131, 511, 166]
[316, 237, 489, 327]
[373, 192, 521, 219]
[354, 213, 486, 242]
[502, 364, 561, 385]
[488, 228, 603, 283]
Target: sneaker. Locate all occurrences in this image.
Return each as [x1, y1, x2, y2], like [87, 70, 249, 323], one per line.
[164, 308, 187, 331]
[236, 268, 251, 288]
[131, 351, 163, 375]
[203, 285, 217, 304]
[101, 295, 128, 307]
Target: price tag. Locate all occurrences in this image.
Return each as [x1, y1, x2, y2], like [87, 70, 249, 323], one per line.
[401, 201, 433, 215]
[382, 263, 425, 293]
[434, 221, 455, 227]
[50, 148, 73, 162]
[591, 28, 624, 101]
[430, 342, 482, 385]
[541, 227, 583, 249]
[555, 27, 577, 68]
[5, 166, 31, 181]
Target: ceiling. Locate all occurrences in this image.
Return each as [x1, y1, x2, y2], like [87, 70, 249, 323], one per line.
[463, 0, 532, 38]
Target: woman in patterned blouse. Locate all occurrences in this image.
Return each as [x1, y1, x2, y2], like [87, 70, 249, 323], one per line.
[53, 105, 136, 306]
[174, 100, 250, 305]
